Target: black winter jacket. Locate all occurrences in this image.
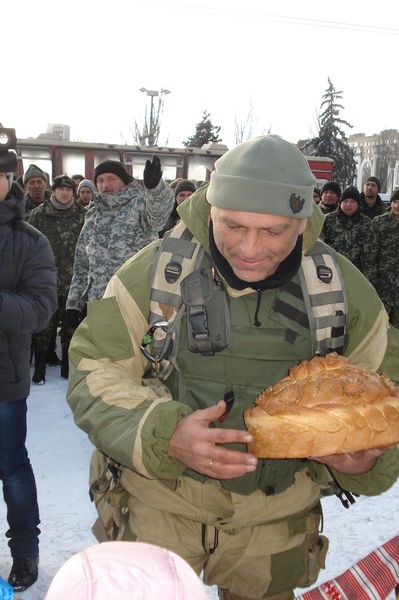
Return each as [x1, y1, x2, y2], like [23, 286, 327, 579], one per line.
[0, 183, 57, 401]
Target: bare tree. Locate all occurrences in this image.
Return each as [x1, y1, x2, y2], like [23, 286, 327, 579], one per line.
[234, 102, 254, 145]
[135, 90, 169, 147]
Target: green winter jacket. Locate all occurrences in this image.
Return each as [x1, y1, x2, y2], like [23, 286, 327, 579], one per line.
[67, 186, 399, 497]
[29, 198, 85, 296]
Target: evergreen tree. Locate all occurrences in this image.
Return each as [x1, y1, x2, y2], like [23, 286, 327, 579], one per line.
[303, 78, 356, 188]
[183, 110, 222, 147]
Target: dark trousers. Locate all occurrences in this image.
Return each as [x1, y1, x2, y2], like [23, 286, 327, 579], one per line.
[0, 399, 40, 558]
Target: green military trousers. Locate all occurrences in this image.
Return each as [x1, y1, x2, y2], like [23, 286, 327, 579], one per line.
[120, 469, 328, 599]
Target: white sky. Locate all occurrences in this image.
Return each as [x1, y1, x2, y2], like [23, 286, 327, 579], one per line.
[3, 0, 398, 149]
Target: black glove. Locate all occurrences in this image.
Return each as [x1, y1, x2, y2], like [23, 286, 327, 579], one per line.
[143, 155, 162, 189]
[65, 309, 81, 329]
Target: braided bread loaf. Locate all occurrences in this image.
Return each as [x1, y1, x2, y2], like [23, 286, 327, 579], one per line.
[244, 353, 399, 458]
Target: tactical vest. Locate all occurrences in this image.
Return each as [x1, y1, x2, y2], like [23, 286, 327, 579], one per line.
[141, 220, 348, 496]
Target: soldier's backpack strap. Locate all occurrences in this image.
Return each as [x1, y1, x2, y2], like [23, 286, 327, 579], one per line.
[142, 220, 205, 380]
[298, 239, 348, 356]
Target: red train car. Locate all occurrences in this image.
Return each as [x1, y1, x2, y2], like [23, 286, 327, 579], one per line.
[15, 137, 334, 186]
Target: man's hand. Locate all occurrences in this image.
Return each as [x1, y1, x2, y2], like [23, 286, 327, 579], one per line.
[312, 448, 388, 474]
[143, 155, 162, 189]
[168, 400, 258, 479]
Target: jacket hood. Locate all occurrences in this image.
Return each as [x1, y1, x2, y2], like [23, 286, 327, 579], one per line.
[178, 183, 325, 256]
[0, 181, 25, 224]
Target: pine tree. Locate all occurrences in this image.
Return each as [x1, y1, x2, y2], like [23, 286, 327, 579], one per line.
[183, 111, 222, 147]
[304, 78, 356, 188]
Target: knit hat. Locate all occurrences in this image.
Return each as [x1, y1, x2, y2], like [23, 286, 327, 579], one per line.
[364, 176, 381, 192]
[44, 542, 208, 600]
[175, 179, 196, 198]
[52, 174, 76, 191]
[207, 135, 315, 218]
[23, 164, 47, 184]
[390, 188, 399, 203]
[340, 185, 360, 204]
[94, 160, 133, 186]
[77, 179, 96, 195]
[321, 181, 341, 198]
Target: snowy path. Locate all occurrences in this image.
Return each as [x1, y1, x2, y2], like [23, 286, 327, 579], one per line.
[0, 365, 398, 599]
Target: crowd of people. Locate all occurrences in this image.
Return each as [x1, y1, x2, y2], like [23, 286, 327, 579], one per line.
[1, 135, 399, 598]
[313, 176, 399, 328]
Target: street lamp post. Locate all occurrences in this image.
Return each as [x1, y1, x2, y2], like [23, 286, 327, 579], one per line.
[139, 87, 170, 146]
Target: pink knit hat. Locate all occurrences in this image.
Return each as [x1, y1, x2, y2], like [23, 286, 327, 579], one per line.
[44, 542, 208, 599]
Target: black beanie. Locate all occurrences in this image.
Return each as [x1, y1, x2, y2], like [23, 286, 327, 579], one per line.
[340, 185, 360, 204]
[175, 179, 196, 198]
[52, 174, 76, 191]
[364, 176, 381, 192]
[390, 188, 399, 203]
[321, 181, 342, 197]
[94, 160, 133, 186]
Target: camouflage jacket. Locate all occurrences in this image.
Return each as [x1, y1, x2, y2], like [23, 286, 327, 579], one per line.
[24, 190, 51, 220]
[373, 210, 399, 309]
[28, 198, 86, 296]
[322, 207, 378, 288]
[66, 178, 174, 310]
[319, 202, 339, 214]
[67, 187, 399, 499]
[359, 193, 387, 219]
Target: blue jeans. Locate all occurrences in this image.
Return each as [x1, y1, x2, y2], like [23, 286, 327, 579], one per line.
[0, 399, 40, 558]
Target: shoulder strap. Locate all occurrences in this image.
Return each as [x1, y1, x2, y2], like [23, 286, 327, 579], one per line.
[147, 221, 204, 373]
[298, 239, 347, 356]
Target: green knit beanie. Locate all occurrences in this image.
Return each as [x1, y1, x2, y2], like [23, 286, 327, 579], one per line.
[207, 135, 315, 218]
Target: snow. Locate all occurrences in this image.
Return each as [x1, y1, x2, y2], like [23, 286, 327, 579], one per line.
[1, 365, 398, 599]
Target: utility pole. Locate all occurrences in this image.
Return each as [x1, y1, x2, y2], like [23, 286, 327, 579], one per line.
[139, 87, 170, 146]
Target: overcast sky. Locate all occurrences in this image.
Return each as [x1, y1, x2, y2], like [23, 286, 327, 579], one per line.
[3, 0, 398, 149]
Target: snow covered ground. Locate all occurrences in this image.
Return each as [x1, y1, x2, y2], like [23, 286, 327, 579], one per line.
[0, 365, 398, 599]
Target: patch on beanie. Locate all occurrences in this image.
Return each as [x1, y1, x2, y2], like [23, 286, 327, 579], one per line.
[289, 193, 306, 214]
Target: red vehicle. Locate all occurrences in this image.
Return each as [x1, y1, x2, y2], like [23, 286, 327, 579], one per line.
[16, 137, 334, 185]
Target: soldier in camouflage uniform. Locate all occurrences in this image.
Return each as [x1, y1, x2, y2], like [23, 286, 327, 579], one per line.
[373, 188, 399, 327]
[65, 157, 174, 318]
[322, 185, 378, 289]
[28, 175, 86, 383]
[23, 164, 51, 219]
[319, 181, 341, 214]
[359, 176, 387, 219]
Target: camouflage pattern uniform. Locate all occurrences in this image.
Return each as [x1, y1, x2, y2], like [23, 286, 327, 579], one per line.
[319, 201, 339, 215]
[24, 190, 51, 220]
[358, 192, 387, 219]
[322, 206, 378, 289]
[28, 198, 86, 359]
[373, 210, 399, 327]
[66, 178, 174, 310]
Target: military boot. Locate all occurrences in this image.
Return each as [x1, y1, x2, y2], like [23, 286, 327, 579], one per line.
[32, 353, 46, 385]
[60, 347, 69, 379]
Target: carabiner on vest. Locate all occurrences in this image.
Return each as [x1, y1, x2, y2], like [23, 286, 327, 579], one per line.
[139, 321, 172, 364]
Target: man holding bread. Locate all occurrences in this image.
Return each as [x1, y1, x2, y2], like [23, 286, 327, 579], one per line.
[67, 136, 399, 600]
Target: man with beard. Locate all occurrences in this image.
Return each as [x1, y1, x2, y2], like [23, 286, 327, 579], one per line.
[23, 164, 50, 219]
[373, 188, 399, 327]
[65, 157, 174, 323]
[359, 176, 387, 219]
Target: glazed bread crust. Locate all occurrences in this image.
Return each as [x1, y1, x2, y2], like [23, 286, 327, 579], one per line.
[244, 353, 399, 458]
